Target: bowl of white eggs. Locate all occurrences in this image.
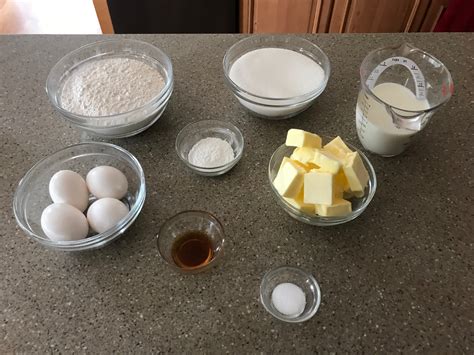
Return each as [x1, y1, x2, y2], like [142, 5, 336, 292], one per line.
[13, 142, 146, 251]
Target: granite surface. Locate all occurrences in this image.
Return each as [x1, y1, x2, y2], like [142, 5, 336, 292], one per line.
[0, 33, 473, 353]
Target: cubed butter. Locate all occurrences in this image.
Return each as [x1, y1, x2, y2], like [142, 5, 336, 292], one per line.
[273, 159, 306, 198]
[323, 136, 352, 161]
[315, 198, 352, 217]
[303, 170, 335, 205]
[280, 156, 312, 172]
[335, 170, 351, 192]
[343, 151, 369, 192]
[285, 129, 322, 148]
[311, 149, 341, 174]
[279, 156, 292, 171]
[284, 190, 314, 214]
[290, 147, 316, 165]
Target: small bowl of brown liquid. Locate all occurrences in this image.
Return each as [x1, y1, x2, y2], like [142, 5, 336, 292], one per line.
[157, 210, 225, 273]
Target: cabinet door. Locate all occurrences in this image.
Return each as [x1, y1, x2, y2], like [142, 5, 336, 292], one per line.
[329, 0, 423, 33]
[251, 0, 320, 33]
[419, 0, 450, 31]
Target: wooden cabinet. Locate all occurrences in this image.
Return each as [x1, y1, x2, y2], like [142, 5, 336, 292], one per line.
[329, 0, 421, 33]
[240, 0, 450, 33]
[252, 0, 318, 33]
[418, 0, 451, 31]
[240, 0, 331, 33]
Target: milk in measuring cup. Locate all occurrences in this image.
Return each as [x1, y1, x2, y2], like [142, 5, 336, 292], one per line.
[356, 82, 429, 156]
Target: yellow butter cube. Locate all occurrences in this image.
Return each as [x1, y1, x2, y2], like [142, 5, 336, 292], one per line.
[285, 129, 322, 148]
[285, 190, 314, 214]
[290, 147, 316, 165]
[311, 149, 341, 174]
[315, 198, 352, 217]
[280, 156, 312, 172]
[323, 136, 352, 161]
[279, 157, 292, 171]
[335, 170, 351, 192]
[343, 151, 369, 193]
[303, 170, 335, 205]
[273, 159, 306, 198]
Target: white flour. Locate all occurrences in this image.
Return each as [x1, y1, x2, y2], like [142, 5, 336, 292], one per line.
[188, 137, 235, 168]
[60, 57, 165, 117]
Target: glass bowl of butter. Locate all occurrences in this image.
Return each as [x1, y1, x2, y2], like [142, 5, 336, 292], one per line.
[268, 131, 376, 226]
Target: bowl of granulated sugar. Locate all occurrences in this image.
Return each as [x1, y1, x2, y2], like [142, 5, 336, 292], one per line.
[175, 120, 244, 176]
[223, 36, 330, 120]
[46, 39, 173, 138]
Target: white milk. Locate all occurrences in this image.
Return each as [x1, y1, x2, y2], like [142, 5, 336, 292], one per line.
[356, 82, 430, 156]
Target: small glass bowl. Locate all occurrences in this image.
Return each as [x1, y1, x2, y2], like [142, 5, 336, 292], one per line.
[175, 120, 244, 176]
[223, 35, 330, 120]
[46, 39, 173, 138]
[13, 142, 146, 251]
[157, 210, 225, 273]
[260, 266, 321, 323]
[268, 137, 377, 226]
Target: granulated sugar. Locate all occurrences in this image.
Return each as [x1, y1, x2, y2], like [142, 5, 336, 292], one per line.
[229, 48, 325, 98]
[60, 57, 165, 116]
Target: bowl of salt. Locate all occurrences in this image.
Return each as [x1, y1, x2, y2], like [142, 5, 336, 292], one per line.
[260, 266, 321, 323]
[175, 120, 244, 176]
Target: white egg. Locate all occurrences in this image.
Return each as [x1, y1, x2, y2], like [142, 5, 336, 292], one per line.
[49, 170, 89, 212]
[41, 203, 89, 241]
[87, 198, 129, 234]
[86, 166, 128, 199]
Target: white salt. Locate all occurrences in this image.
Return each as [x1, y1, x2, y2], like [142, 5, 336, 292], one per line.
[271, 282, 306, 317]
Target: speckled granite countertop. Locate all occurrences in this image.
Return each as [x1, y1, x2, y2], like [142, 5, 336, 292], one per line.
[1, 34, 473, 353]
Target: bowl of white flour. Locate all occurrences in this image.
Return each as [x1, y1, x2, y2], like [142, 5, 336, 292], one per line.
[46, 39, 173, 138]
[223, 36, 330, 119]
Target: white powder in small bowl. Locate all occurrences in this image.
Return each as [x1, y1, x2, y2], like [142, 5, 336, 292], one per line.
[271, 282, 306, 317]
[60, 57, 165, 117]
[188, 137, 235, 168]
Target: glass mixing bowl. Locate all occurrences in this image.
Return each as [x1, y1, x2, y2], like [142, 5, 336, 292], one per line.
[13, 142, 146, 251]
[268, 137, 377, 226]
[223, 36, 330, 120]
[46, 39, 173, 138]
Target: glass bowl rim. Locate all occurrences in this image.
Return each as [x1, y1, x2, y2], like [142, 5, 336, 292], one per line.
[223, 35, 331, 104]
[13, 141, 146, 248]
[45, 38, 174, 123]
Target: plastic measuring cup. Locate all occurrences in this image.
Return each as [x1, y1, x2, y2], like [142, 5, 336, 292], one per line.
[356, 43, 453, 157]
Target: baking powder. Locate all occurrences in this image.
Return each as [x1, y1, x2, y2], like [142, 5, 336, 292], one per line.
[188, 137, 235, 168]
[60, 57, 165, 117]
